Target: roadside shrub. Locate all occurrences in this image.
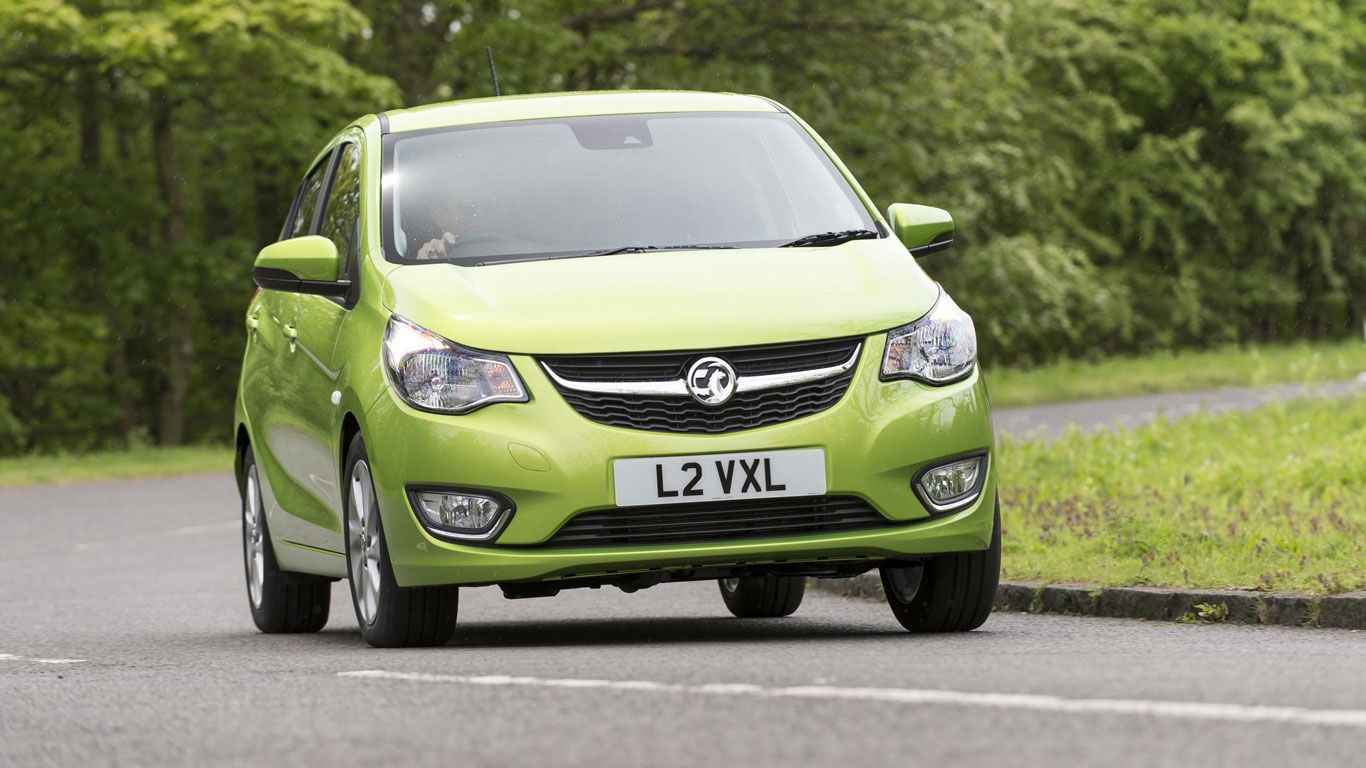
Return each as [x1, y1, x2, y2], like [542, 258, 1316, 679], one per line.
[938, 236, 1132, 367]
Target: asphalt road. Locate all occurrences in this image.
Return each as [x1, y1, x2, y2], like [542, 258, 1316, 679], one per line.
[994, 376, 1366, 439]
[4, 386, 1366, 767]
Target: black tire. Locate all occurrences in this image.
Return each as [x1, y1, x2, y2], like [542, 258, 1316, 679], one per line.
[880, 497, 1001, 633]
[241, 447, 330, 633]
[344, 434, 458, 648]
[718, 574, 806, 618]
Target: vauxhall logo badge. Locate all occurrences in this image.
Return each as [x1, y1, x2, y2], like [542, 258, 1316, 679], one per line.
[686, 357, 737, 406]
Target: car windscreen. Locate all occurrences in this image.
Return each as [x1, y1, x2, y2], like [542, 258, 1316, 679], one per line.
[381, 111, 878, 266]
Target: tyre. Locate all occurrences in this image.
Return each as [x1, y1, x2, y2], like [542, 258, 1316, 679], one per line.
[241, 447, 331, 633]
[880, 497, 1001, 633]
[344, 434, 458, 648]
[718, 574, 805, 618]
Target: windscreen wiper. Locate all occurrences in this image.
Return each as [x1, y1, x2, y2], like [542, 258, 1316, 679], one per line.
[476, 244, 735, 266]
[779, 229, 881, 248]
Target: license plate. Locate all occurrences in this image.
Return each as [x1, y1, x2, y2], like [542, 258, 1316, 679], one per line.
[613, 448, 827, 507]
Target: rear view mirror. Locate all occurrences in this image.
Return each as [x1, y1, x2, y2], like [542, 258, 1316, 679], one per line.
[253, 236, 349, 297]
[886, 204, 954, 256]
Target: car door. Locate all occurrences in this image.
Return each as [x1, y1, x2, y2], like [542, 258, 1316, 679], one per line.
[240, 267, 294, 530]
[272, 142, 363, 552]
[257, 149, 341, 551]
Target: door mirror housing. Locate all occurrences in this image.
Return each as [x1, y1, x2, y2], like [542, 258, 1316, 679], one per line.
[887, 203, 954, 256]
[253, 236, 350, 297]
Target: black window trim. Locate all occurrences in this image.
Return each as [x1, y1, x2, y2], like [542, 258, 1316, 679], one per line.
[282, 148, 339, 242]
[313, 140, 363, 309]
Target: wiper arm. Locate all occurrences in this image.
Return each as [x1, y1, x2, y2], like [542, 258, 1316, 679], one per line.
[476, 244, 736, 266]
[562, 244, 737, 259]
[779, 229, 881, 248]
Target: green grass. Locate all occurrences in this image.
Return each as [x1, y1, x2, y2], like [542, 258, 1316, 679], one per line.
[999, 393, 1366, 594]
[987, 339, 1366, 408]
[0, 445, 233, 487]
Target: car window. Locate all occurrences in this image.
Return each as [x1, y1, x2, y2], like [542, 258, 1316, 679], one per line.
[382, 111, 876, 265]
[287, 154, 333, 240]
[320, 143, 362, 280]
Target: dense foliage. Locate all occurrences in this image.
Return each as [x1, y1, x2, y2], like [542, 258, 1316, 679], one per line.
[3, 0, 1366, 452]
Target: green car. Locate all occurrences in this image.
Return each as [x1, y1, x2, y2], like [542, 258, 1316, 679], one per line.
[235, 90, 999, 647]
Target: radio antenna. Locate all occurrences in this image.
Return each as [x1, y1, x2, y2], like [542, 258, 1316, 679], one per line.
[486, 46, 501, 97]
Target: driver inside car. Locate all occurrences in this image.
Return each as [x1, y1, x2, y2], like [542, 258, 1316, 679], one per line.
[413, 191, 495, 260]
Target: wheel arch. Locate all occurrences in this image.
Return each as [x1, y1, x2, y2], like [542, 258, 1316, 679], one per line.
[234, 422, 252, 496]
[340, 411, 363, 488]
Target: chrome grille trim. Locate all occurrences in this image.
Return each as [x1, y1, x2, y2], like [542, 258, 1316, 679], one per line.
[538, 336, 864, 434]
[540, 344, 861, 397]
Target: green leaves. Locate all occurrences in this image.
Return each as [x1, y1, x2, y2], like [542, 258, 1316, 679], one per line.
[4, 0, 1366, 450]
[0, 0, 399, 450]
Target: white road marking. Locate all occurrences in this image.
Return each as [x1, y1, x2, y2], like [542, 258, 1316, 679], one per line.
[74, 520, 237, 551]
[338, 670, 1366, 729]
[0, 653, 84, 664]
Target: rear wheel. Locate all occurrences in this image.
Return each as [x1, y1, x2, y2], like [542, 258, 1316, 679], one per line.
[344, 434, 458, 648]
[718, 574, 805, 618]
[241, 447, 330, 633]
[881, 497, 1001, 633]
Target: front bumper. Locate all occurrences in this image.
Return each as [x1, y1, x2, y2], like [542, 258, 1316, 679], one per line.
[363, 332, 996, 587]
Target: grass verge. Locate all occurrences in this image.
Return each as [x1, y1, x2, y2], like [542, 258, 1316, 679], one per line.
[986, 339, 1366, 408]
[0, 445, 232, 487]
[999, 393, 1366, 595]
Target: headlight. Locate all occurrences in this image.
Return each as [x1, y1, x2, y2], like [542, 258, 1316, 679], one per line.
[881, 287, 977, 384]
[383, 315, 528, 413]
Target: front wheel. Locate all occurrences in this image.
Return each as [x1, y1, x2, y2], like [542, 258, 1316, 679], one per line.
[344, 434, 458, 648]
[718, 574, 805, 618]
[881, 497, 1001, 633]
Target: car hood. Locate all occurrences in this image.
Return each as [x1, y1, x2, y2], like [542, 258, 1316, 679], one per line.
[380, 239, 940, 354]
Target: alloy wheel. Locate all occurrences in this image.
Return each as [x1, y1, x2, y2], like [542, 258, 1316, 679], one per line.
[243, 466, 266, 609]
[348, 459, 382, 626]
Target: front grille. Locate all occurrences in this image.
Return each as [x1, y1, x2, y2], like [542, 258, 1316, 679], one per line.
[539, 337, 861, 434]
[543, 337, 861, 382]
[528, 495, 894, 548]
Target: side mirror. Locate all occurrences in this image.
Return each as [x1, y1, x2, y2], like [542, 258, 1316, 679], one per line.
[253, 236, 349, 297]
[886, 203, 954, 256]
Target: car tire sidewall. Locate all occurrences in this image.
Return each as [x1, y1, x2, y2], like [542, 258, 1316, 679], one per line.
[344, 436, 390, 634]
[881, 495, 1001, 632]
[241, 447, 287, 631]
[343, 433, 459, 647]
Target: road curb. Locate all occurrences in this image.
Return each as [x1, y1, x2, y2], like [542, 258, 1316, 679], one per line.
[809, 575, 1366, 629]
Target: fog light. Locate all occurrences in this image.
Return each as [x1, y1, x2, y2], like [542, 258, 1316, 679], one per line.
[409, 489, 513, 541]
[914, 454, 986, 513]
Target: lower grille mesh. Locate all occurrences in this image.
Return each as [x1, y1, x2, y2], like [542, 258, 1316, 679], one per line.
[553, 369, 855, 434]
[528, 495, 893, 548]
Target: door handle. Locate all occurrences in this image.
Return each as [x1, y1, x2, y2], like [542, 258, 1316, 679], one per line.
[246, 311, 260, 333]
[283, 323, 298, 353]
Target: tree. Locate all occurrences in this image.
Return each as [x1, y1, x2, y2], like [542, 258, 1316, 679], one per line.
[0, 0, 396, 449]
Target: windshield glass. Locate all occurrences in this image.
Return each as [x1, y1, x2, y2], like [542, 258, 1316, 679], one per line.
[382, 111, 877, 265]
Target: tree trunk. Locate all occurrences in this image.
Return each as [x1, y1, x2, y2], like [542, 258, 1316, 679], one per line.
[81, 70, 143, 444]
[254, 170, 283, 248]
[152, 96, 193, 446]
[112, 109, 154, 441]
[77, 71, 101, 168]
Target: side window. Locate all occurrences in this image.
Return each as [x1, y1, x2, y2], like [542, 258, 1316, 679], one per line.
[319, 143, 362, 280]
[286, 155, 332, 240]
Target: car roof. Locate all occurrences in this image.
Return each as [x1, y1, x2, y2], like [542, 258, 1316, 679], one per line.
[381, 90, 781, 134]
